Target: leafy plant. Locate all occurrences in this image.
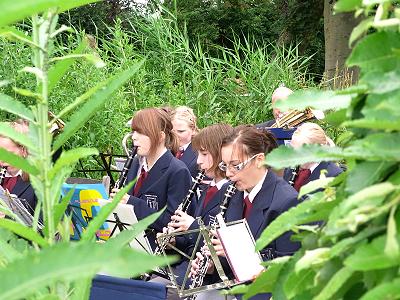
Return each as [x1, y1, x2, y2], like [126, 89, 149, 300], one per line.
[0, 1, 173, 299]
[230, 0, 400, 299]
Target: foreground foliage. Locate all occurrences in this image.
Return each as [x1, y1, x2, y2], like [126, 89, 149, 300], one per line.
[0, 1, 173, 299]
[231, 0, 400, 299]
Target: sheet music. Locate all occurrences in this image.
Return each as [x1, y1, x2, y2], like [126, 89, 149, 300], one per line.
[217, 220, 264, 282]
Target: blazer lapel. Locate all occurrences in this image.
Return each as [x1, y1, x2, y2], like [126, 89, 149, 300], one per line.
[247, 170, 277, 239]
[181, 143, 196, 165]
[307, 162, 329, 183]
[11, 176, 31, 198]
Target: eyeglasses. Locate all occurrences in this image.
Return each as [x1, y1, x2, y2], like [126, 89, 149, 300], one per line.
[218, 154, 260, 173]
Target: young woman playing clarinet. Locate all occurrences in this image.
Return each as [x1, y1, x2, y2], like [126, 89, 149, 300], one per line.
[151, 123, 234, 300]
[191, 125, 300, 300]
[0, 120, 37, 217]
[110, 107, 192, 248]
[171, 106, 199, 178]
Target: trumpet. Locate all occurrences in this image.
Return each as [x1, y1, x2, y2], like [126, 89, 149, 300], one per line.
[270, 108, 314, 129]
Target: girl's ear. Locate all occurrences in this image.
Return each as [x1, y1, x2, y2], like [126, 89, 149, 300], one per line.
[256, 153, 265, 168]
[159, 131, 166, 142]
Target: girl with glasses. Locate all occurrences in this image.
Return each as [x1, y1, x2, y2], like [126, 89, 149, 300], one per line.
[191, 125, 300, 300]
[110, 108, 192, 249]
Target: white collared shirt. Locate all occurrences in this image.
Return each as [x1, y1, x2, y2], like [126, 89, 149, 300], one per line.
[243, 170, 268, 203]
[137, 148, 168, 177]
[210, 178, 229, 190]
[180, 142, 191, 152]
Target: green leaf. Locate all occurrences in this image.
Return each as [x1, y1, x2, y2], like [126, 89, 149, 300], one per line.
[0, 148, 39, 175]
[324, 109, 347, 127]
[349, 17, 373, 46]
[359, 277, 400, 300]
[346, 161, 396, 194]
[335, 0, 361, 12]
[298, 177, 336, 198]
[241, 257, 290, 300]
[314, 267, 355, 300]
[47, 39, 87, 94]
[0, 0, 100, 27]
[345, 235, 399, 271]
[266, 144, 343, 169]
[343, 119, 400, 131]
[362, 70, 400, 94]
[384, 207, 399, 259]
[295, 248, 331, 273]
[79, 182, 135, 242]
[0, 26, 33, 43]
[347, 32, 400, 72]
[0, 93, 34, 121]
[0, 219, 48, 247]
[52, 188, 75, 235]
[0, 122, 35, 151]
[275, 89, 355, 112]
[284, 268, 315, 299]
[53, 61, 144, 151]
[256, 192, 336, 251]
[48, 148, 98, 179]
[0, 240, 172, 300]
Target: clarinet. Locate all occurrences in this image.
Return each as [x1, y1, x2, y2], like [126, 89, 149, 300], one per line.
[288, 166, 299, 186]
[114, 146, 138, 189]
[0, 166, 6, 186]
[187, 183, 237, 299]
[154, 170, 206, 255]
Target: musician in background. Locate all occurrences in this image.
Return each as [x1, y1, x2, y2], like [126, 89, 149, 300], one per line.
[191, 126, 299, 300]
[110, 108, 191, 248]
[256, 86, 293, 128]
[0, 120, 37, 216]
[152, 123, 234, 300]
[171, 106, 199, 178]
[284, 122, 343, 192]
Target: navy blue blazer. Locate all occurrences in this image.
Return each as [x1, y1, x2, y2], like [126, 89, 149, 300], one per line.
[9, 176, 37, 216]
[126, 151, 191, 234]
[283, 161, 343, 188]
[255, 119, 275, 129]
[180, 143, 199, 179]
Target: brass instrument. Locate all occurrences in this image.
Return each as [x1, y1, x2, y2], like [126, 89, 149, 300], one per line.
[115, 132, 138, 189]
[48, 111, 65, 136]
[270, 108, 314, 129]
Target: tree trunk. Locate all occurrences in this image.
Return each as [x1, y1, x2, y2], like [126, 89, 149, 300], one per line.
[324, 0, 359, 88]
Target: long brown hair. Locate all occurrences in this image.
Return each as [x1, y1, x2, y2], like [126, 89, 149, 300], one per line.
[222, 125, 278, 160]
[131, 108, 179, 155]
[192, 123, 234, 178]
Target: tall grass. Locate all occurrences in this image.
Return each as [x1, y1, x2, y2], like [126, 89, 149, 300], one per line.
[0, 13, 315, 176]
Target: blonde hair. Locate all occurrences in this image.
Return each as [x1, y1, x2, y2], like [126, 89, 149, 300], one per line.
[171, 106, 199, 133]
[291, 122, 332, 146]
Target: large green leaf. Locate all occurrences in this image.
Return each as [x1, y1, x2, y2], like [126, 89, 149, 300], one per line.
[314, 267, 355, 300]
[359, 278, 400, 300]
[0, 122, 35, 151]
[0, 238, 173, 300]
[349, 17, 373, 46]
[52, 188, 75, 236]
[344, 235, 399, 271]
[295, 248, 331, 273]
[347, 31, 400, 72]
[53, 61, 144, 151]
[0, 93, 34, 121]
[284, 268, 315, 298]
[346, 161, 396, 194]
[256, 193, 336, 251]
[362, 70, 400, 94]
[274, 89, 355, 112]
[266, 144, 344, 169]
[0, 219, 48, 247]
[0, 0, 99, 28]
[0, 148, 39, 175]
[343, 119, 400, 131]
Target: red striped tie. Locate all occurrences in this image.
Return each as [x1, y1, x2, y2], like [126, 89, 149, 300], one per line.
[175, 149, 184, 159]
[293, 168, 311, 192]
[2, 176, 18, 192]
[203, 185, 218, 208]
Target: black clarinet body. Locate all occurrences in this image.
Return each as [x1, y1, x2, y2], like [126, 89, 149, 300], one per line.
[114, 146, 138, 189]
[0, 167, 6, 186]
[288, 166, 299, 186]
[187, 182, 237, 299]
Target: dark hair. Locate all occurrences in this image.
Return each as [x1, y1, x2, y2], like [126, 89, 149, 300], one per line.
[221, 125, 278, 158]
[131, 108, 179, 155]
[192, 123, 234, 178]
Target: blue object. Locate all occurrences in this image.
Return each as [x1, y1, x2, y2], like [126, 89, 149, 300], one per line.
[267, 128, 296, 145]
[90, 275, 167, 300]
